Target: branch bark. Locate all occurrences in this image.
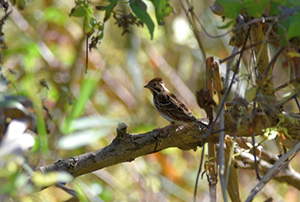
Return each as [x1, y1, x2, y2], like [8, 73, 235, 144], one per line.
[38, 122, 218, 177]
[38, 111, 300, 176]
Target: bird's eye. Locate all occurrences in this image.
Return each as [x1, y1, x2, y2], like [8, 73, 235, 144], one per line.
[153, 82, 157, 86]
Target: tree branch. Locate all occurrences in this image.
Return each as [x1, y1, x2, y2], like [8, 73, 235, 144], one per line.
[38, 110, 300, 178]
[38, 123, 218, 177]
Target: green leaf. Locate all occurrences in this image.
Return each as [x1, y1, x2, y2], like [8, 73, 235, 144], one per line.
[32, 171, 73, 187]
[278, 12, 300, 44]
[70, 116, 119, 131]
[62, 74, 100, 134]
[263, 127, 278, 140]
[104, 0, 119, 22]
[43, 7, 67, 25]
[130, 0, 154, 39]
[217, 0, 243, 18]
[287, 12, 300, 39]
[84, 15, 93, 35]
[217, 19, 235, 29]
[150, 0, 173, 25]
[245, 86, 257, 102]
[243, 0, 269, 17]
[270, 2, 281, 16]
[17, 0, 25, 10]
[287, 0, 300, 6]
[70, 6, 87, 17]
[57, 128, 111, 150]
[83, 5, 95, 35]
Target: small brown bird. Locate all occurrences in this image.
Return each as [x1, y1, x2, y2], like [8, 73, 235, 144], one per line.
[144, 78, 208, 129]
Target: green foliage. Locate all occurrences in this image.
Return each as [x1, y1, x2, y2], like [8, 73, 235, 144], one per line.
[217, 0, 300, 44]
[217, 0, 243, 18]
[243, 0, 269, 17]
[62, 73, 101, 134]
[1, 0, 300, 201]
[281, 12, 300, 40]
[57, 122, 112, 150]
[150, 0, 173, 25]
[43, 7, 67, 24]
[70, 0, 172, 45]
[32, 171, 73, 187]
[130, 0, 154, 39]
[10, 0, 26, 10]
[217, 0, 269, 18]
[103, 0, 119, 22]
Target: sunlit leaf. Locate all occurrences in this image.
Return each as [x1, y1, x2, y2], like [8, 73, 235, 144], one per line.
[57, 128, 111, 150]
[84, 15, 93, 35]
[263, 127, 278, 140]
[278, 113, 299, 125]
[43, 7, 67, 24]
[70, 116, 118, 131]
[150, 0, 173, 25]
[243, 0, 269, 18]
[73, 180, 89, 202]
[287, 12, 300, 39]
[217, 0, 243, 18]
[17, 0, 25, 10]
[130, 0, 154, 39]
[245, 86, 257, 102]
[217, 19, 235, 29]
[70, 6, 87, 17]
[32, 171, 73, 187]
[104, 0, 119, 22]
[62, 73, 100, 134]
[83, 6, 95, 36]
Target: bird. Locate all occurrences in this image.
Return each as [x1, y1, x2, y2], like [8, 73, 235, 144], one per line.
[144, 78, 208, 129]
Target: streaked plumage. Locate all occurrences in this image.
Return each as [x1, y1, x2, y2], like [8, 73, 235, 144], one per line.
[144, 78, 208, 129]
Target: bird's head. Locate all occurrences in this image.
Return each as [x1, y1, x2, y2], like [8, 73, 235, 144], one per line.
[144, 78, 169, 95]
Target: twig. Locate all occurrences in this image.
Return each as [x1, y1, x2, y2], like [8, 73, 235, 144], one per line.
[245, 142, 300, 202]
[219, 39, 279, 64]
[275, 73, 300, 91]
[264, 46, 285, 76]
[202, 27, 251, 139]
[181, 3, 207, 60]
[190, 10, 278, 39]
[56, 183, 78, 198]
[294, 96, 300, 112]
[193, 145, 206, 202]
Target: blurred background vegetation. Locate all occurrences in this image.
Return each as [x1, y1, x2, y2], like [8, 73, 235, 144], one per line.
[1, 0, 300, 201]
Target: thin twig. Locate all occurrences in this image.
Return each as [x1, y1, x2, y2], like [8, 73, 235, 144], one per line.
[190, 9, 278, 39]
[202, 27, 251, 138]
[264, 46, 285, 76]
[56, 183, 78, 197]
[181, 2, 207, 60]
[219, 39, 279, 64]
[275, 74, 300, 91]
[245, 142, 300, 202]
[193, 145, 206, 202]
[219, 110, 227, 202]
[294, 96, 300, 112]
[252, 131, 262, 180]
[275, 90, 300, 107]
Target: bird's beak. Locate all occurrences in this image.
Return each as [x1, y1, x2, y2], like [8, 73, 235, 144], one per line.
[144, 84, 150, 88]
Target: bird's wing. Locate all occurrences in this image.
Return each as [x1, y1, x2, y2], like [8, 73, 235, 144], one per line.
[155, 93, 196, 122]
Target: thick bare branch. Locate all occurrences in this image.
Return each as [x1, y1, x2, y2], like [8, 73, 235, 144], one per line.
[38, 123, 218, 177]
[38, 111, 300, 178]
